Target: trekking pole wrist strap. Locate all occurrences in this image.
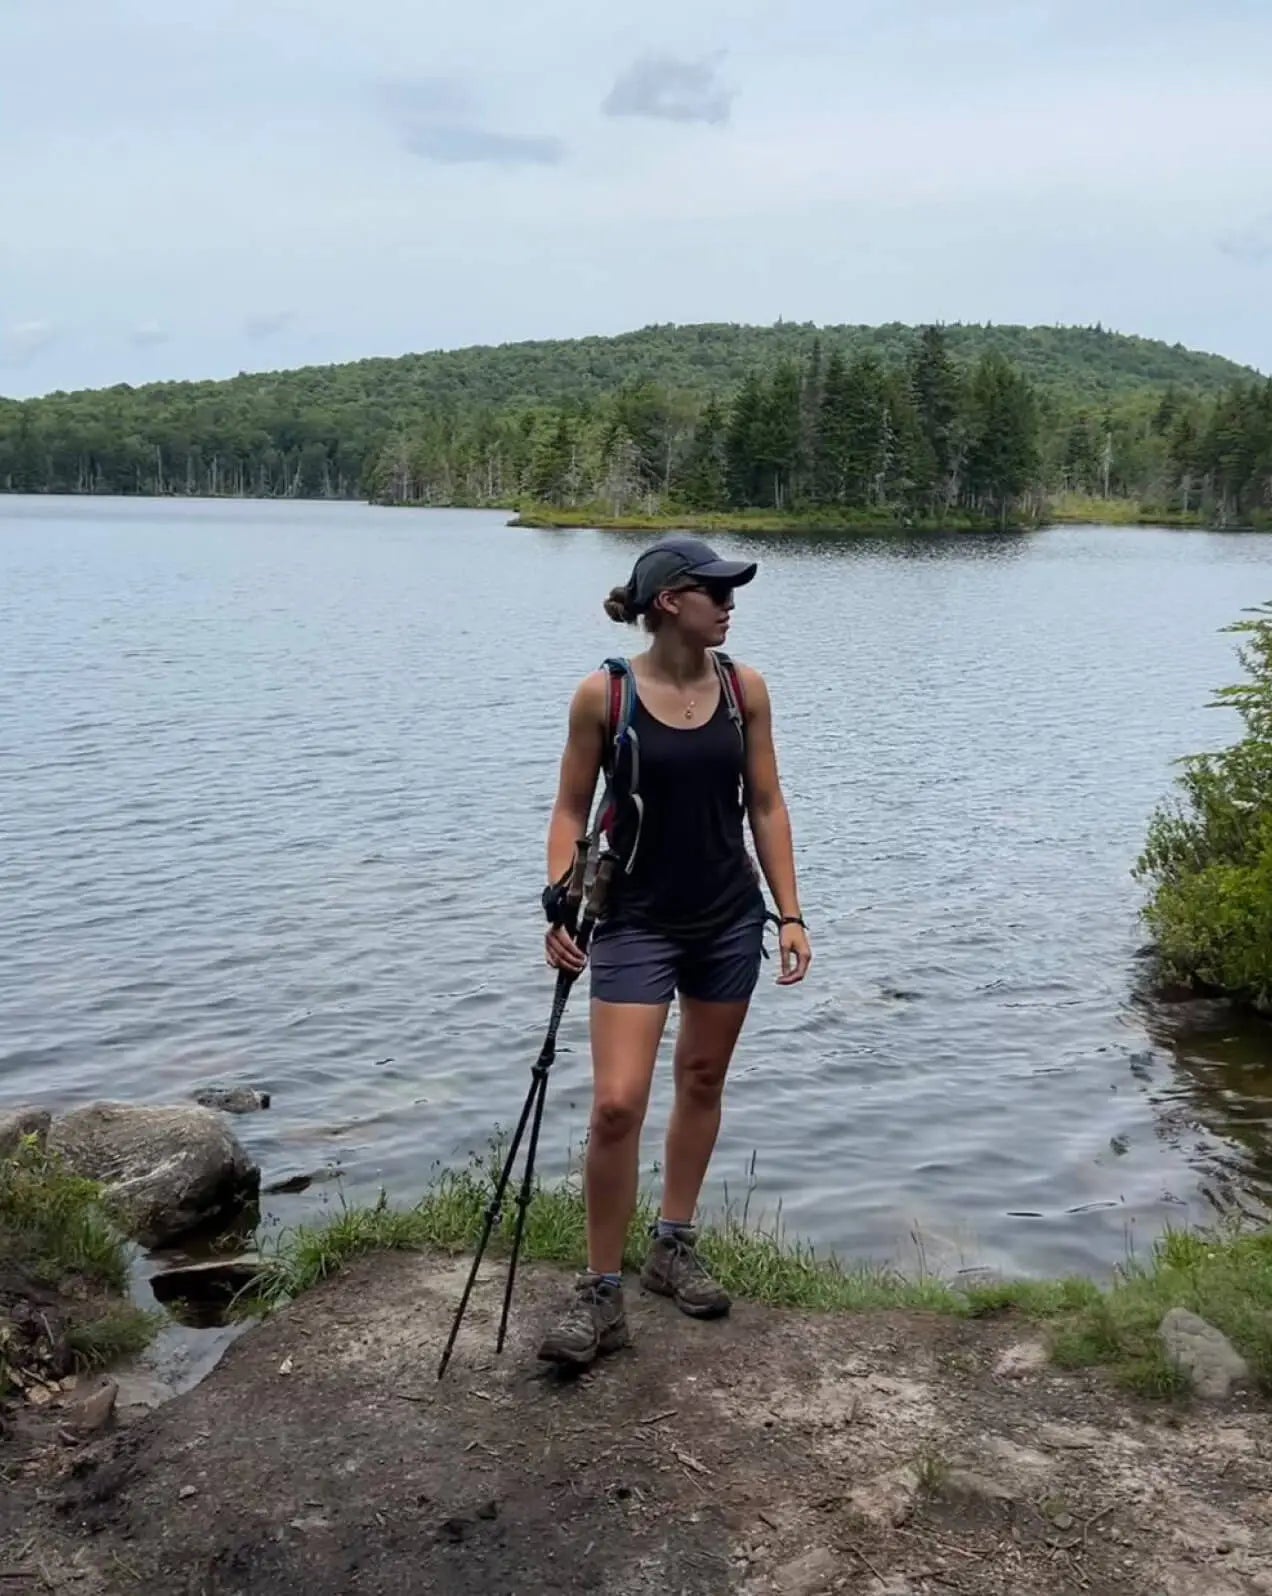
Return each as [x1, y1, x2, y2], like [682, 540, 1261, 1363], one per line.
[542, 880, 570, 927]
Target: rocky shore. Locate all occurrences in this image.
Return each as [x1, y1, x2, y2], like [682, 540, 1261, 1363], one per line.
[3, 1100, 1272, 1593]
[0, 1095, 263, 1445]
[4, 1250, 1271, 1595]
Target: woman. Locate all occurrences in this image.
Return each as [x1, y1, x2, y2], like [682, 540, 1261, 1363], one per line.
[538, 534, 811, 1367]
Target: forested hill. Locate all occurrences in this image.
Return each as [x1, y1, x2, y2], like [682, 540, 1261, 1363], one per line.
[17, 320, 1256, 418]
[302, 321, 1259, 411]
[2, 320, 1267, 522]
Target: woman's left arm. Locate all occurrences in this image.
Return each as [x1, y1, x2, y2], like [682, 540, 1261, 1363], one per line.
[739, 665, 812, 986]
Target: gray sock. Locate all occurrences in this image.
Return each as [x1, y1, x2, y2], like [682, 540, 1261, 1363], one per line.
[656, 1218, 692, 1241]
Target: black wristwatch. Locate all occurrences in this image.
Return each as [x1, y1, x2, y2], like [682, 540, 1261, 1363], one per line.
[542, 881, 569, 927]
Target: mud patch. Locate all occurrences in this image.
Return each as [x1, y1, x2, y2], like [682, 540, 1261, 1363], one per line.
[6, 1253, 1272, 1594]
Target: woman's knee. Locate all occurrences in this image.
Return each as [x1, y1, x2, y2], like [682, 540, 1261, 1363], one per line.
[676, 1051, 729, 1109]
[590, 1093, 646, 1146]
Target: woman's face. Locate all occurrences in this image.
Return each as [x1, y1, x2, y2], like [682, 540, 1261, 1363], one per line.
[658, 579, 735, 646]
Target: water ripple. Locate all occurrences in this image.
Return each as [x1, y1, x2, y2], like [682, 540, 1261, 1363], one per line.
[4, 498, 1272, 1279]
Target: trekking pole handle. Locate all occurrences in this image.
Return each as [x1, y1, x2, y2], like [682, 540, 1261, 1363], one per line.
[565, 835, 589, 920]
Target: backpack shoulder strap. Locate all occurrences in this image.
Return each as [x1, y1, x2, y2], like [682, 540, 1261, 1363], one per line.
[711, 650, 747, 748]
[594, 657, 644, 875]
[599, 657, 636, 772]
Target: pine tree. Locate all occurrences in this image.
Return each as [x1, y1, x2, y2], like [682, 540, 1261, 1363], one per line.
[1063, 412, 1101, 495]
[796, 339, 825, 503]
[839, 354, 889, 506]
[11, 412, 45, 494]
[676, 398, 727, 510]
[909, 326, 961, 513]
[964, 352, 1040, 527]
[725, 373, 765, 507]
[529, 412, 573, 503]
[755, 362, 802, 508]
[813, 350, 851, 505]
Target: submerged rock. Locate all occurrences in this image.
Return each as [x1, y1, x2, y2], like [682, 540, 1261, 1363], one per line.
[0, 1106, 51, 1156]
[1159, 1307, 1249, 1399]
[193, 1087, 271, 1114]
[149, 1254, 266, 1314]
[263, 1172, 314, 1196]
[47, 1102, 260, 1248]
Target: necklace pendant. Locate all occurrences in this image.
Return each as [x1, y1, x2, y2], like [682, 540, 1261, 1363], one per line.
[685, 702, 695, 720]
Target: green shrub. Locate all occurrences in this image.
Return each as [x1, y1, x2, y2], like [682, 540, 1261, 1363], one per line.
[1135, 602, 1272, 1008]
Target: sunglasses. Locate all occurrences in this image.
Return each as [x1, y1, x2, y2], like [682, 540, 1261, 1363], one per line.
[677, 579, 735, 606]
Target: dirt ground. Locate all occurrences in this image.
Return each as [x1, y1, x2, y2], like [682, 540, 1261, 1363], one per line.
[3, 1252, 1271, 1595]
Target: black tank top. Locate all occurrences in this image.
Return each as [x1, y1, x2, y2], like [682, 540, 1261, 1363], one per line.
[608, 685, 763, 941]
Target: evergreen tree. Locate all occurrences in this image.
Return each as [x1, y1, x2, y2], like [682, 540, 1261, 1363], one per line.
[812, 350, 851, 505]
[964, 352, 1040, 526]
[754, 362, 802, 508]
[725, 373, 765, 507]
[839, 354, 889, 506]
[909, 325, 961, 512]
[1063, 412, 1101, 494]
[529, 413, 574, 503]
[676, 398, 727, 510]
[11, 413, 45, 494]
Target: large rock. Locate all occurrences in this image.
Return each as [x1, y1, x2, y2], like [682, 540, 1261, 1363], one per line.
[1159, 1307, 1249, 1399]
[770, 1547, 838, 1595]
[46, 1102, 260, 1247]
[0, 1105, 52, 1156]
[193, 1086, 270, 1114]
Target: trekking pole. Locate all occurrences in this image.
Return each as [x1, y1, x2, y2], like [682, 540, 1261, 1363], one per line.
[436, 839, 615, 1380]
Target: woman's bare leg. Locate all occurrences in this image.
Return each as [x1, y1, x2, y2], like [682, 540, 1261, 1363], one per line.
[584, 998, 669, 1273]
[660, 996, 751, 1224]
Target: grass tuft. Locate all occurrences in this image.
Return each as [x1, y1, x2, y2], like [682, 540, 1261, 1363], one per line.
[0, 1136, 130, 1293]
[66, 1307, 161, 1372]
[253, 1142, 1272, 1400]
[0, 1136, 161, 1394]
[912, 1445, 952, 1495]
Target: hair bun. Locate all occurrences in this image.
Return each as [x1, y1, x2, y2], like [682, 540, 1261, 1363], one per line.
[603, 584, 636, 624]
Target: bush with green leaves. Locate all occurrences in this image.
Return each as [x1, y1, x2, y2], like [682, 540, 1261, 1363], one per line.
[1135, 602, 1272, 1008]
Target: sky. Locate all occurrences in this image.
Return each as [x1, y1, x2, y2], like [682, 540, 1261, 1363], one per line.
[2, 0, 1271, 398]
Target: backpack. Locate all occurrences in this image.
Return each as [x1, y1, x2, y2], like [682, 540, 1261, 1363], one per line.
[593, 650, 747, 876]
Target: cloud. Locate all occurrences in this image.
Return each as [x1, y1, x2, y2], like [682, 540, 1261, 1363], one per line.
[603, 52, 735, 126]
[378, 76, 565, 167]
[243, 311, 293, 340]
[379, 78, 470, 121]
[399, 124, 563, 166]
[1, 320, 58, 365]
[129, 322, 170, 347]
[1218, 212, 1272, 265]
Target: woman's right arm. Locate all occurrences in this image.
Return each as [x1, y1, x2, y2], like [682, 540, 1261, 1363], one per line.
[544, 673, 606, 971]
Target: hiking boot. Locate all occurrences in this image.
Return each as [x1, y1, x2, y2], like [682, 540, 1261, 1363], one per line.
[640, 1227, 731, 1319]
[536, 1274, 628, 1367]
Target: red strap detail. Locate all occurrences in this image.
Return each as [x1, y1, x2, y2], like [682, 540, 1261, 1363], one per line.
[607, 669, 623, 745]
[726, 661, 746, 720]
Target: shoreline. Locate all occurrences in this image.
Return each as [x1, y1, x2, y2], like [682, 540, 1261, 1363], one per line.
[507, 500, 1255, 535]
[3, 487, 1263, 533]
[13, 1246, 1272, 1595]
[6, 1129, 1272, 1590]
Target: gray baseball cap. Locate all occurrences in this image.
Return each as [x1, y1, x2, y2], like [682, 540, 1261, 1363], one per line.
[626, 535, 758, 614]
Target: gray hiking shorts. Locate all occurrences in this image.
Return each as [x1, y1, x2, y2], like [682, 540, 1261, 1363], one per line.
[589, 908, 765, 1006]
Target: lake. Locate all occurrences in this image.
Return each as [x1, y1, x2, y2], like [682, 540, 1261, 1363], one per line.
[3, 495, 1272, 1285]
